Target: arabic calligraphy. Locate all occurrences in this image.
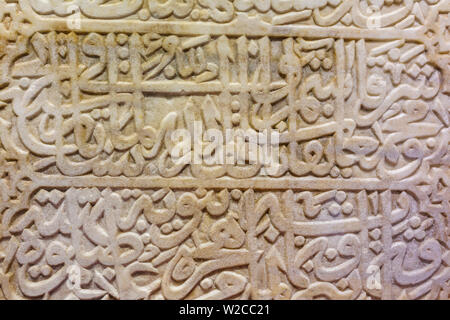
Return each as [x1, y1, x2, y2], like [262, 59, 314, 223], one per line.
[0, 0, 448, 300]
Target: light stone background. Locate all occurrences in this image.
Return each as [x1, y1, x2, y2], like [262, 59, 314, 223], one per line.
[0, 0, 449, 300]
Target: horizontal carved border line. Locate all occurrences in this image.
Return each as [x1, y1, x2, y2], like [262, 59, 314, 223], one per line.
[23, 20, 424, 40]
[32, 175, 412, 191]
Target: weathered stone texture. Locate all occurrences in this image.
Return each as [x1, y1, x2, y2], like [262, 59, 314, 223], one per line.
[0, 0, 449, 300]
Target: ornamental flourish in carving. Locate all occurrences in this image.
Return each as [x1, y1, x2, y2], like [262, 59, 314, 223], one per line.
[0, 0, 448, 300]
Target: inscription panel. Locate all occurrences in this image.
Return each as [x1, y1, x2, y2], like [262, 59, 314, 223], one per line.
[0, 0, 448, 299]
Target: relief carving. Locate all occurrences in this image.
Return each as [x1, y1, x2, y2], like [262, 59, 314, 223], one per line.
[0, 0, 448, 300]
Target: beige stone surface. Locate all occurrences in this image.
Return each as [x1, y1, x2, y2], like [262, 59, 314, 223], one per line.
[0, 0, 449, 300]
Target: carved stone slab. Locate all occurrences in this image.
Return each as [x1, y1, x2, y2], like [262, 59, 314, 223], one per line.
[0, 0, 449, 300]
